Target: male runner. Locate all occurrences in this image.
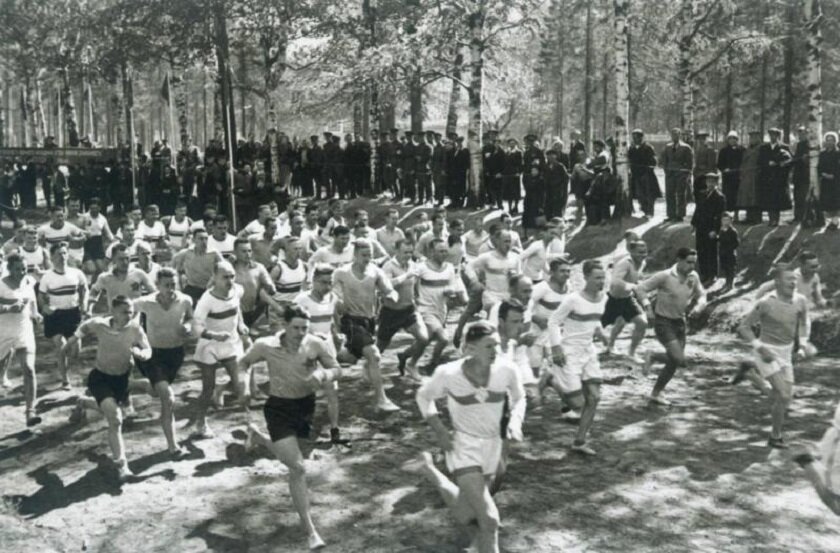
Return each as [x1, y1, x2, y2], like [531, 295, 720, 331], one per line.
[38, 242, 88, 388]
[791, 402, 840, 515]
[737, 262, 814, 448]
[133, 241, 162, 283]
[548, 259, 608, 455]
[106, 219, 150, 264]
[0, 254, 42, 426]
[405, 238, 467, 375]
[602, 239, 649, 363]
[66, 296, 152, 480]
[18, 226, 50, 281]
[136, 204, 170, 262]
[239, 204, 273, 238]
[207, 214, 237, 260]
[308, 225, 353, 278]
[415, 212, 449, 259]
[241, 305, 344, 550]
[134, 268, 193, 456]
[333, 238, 401, 412]
[756, 250, 827, 309]
[375, 208, 406, 258]
[37, 205, 85, 267]
[414, 321, 525, 553]
[64, 197, 89, 269]
[88, 244, 156, 314]
[529, 257, 570, 388]
[82, 197, 113, 276]
[172, 228, 224, 305]
[192, 261, 248, 438]
[637, 247, 706, 406]
[162, 200, 193, 252]
[250, 217, 280, 268]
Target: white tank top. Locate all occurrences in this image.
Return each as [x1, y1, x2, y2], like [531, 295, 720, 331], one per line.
[273, 259, 307, 302]
[167, 217, 191, 250]
[293, 291, 337, 337]
[19, 246, 48, 280]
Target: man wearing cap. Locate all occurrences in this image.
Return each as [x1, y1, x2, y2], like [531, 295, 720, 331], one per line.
[415, 132, 433, 205]
[757, 127, 793, 226]
[392, 129, 405, 199]
[792, 126, 811, 222]
[544, 149, 569, 219]
[502, 138, 523, 214]
[693, 131, 717, 202]
[737, 131, 764, 224]
[660, 127, 694, 222]
[691, 172, 726, 285]
[449, 136, 470, 209]
[628, 129, 660, 219]
[310, 135, 326, 199]
[431, 132, 447, 206]
[717, 131, 744, 221]
[522, 134, 546, 233]
[483, 130, 503, 208]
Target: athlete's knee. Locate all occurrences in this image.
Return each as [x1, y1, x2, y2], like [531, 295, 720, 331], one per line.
[633, 316, 648, 330]
[285, 458, 307, 479]
[475, 505, 501, 533]
[774, 385, 793, 404]
[585, 385, 602, 405]
[103, 403, 123, 427]
[566, 393, 584, 410]
[364, 346, 381, 364]
[158, 384, 175, 408]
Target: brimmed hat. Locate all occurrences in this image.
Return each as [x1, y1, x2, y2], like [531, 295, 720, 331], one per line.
[631, 128, 644, 136]
[726, 130, 739, 139]
[768, 127, 782, 135]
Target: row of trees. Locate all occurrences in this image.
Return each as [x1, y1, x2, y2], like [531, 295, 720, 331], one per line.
[0, 0, 833, 210]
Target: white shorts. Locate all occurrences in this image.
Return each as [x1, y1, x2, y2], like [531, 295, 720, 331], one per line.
[754, 342, 794, 383]
[548, 343, 603, 396]
[69, 248, 84, 266]
[419, 309, 447, 335]
[194, 338, 243, 365]
[0, 330, 35, 357]
[445, 431, 503, 477]
[527, 327, 550, 370]
[482, 290, 508, 311]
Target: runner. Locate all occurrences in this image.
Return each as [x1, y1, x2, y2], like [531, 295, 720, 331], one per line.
[38, 242, 88, 388]
[736, 262, 814, 448]
[529, 257, 570, 393]
[18, 225, 51, 281]
[283, 212, 318, 262]
[602, 239, 649, 364]
[240, 305, 345, 550]
[207, 214, 237, 260]
[191, 261, 248, 438]
[37, 205, 85, 267]
[454, 229, 521, 347]
[2, 219, 27, 256]
[135, 204, 170, 262]
[791, 402, 840, 515]
[548, 259, 608, 455]
[519, 219, 553, 283]
[133, 241, 162, 283]
[88, 244, 156, 314]
[301, 204, 324, 252]
[377, 239, 427, 381]
[162, 200, 193, 252]
[321, 199, 346, 241]
[637, 247, 707, 406]
[413, 321, 525, 553]
[81, 197, 113, 277]
[375, 207, 406, 258]
[270, 237, 309, 323]
[408, 238, 467, 375]
[64, 198, 89, 269]
[333, 238, 401, 411]
[65, 295, 152, 480]
[487, 275, 537, 389]
[172, 228, 224, 305]
[415, 212, 449, 259]
[462, 216, 490, 262]
[249, 217, 280, 268]
[308, 225, 353, 278]
[233, 238, 280, 330]
[133, 267, 193, 456]
[756, 250, 827, 309]
[106, 219, 150, 264]
[239, 204, 272, 238]
[0, 254, 42, 426]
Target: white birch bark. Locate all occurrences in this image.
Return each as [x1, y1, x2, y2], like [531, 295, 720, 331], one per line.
[804, 0, 823, 200]
[466, 8, 484, 206]
[613, 0, 631, 215]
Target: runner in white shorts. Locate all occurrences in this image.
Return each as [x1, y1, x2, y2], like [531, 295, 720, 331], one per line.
[791, 402, 840, 515]
[409, 238, 466, 374]
[548, 259, 608, 456]
[487, 274, 537, 388]
[192, 261, 248, 438]
[413, 321, 525, 553]
[736, 262, 814, 449]
[530, 257, 570, 391]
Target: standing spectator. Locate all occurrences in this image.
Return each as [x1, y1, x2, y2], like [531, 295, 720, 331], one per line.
[415, 132, 433, 206]
[544, 150, 569, 220]
[717, 131, 744, 222]
[718, 212, 739, 291]
[568, 129, 587, 169]
[400, 131, 417, 203]
[483, 133, 505, 210]
[818, 131, 840, 230]
[792, 126, 811, 223]
[736, 131, 764, 224]
[502, 138, 523, 214]
[323, 134, 343, 200]
[691, 172, 726, 286]
[309, 135, 324, 199]
[757, 127, 793, 227]
[584, 139, 613, 226]
[660, 127, 694, 222]
[522, 134, 546, 233]
[627, 129, 660, 219]
[448, 136, 469, 209]
[431, 132, 447, 206]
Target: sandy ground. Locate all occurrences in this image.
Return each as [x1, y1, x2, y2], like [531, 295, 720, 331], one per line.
[2, 193, 840, 552]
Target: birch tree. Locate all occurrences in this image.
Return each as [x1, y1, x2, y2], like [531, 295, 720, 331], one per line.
[613, 0, 631, 216]
[803, 0, 823, 226]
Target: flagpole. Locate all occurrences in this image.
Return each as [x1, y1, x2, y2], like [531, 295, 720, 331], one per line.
[167, 70, 178, 175]
[225, 66, 237, 230]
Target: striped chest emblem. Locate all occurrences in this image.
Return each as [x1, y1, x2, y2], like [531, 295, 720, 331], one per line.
[567, 311, 602, 322]
[207, 307, 238, 320]
[449, 390, 506, 405]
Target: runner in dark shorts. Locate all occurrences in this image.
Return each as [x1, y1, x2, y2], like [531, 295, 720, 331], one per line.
[240, 305, 345, 551]
[376, 305, 421, 346]
[44, 307, 82, 339]
[182, 284, 206, 306]
[137, 346, 186, 386]
[601, 294, 644, 327]
[87, 368, 131, 405]
[340, 314, 377, 359]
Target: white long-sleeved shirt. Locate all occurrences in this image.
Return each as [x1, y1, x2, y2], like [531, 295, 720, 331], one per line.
[192, 284, 244, 343]
[416, 358, 526, 439]
[549, 291, 606, 348]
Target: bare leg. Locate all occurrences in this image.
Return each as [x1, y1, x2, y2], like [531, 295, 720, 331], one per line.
[323, 381, 339, 430]
[362, 345, 398, 411]
[221, 357, 246, 405]
[195, 363, 216, 434]
[574, 382, 601, 449]
[628, 315, 648, 357]
[1, 351, 13, 388]
[19, 350, 39, 424]
[100, 398, 127, 464]
[652, 339, 686, 397]
[801, 461, 840, 515]
[248, 425, 325, 549]
[155, 381, 181, 453]
[768, 374, 792, 439]
[606, 318, 626, 353]
[454, 471, 500, 553]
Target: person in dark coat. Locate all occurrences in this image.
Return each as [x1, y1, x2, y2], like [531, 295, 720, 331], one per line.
[448, 136, 470, 209]
[692, 131, 717, 202]
[502, 138, 523, 214]
[568, 129, 587, 169]
[818, 131, 840, 230]
[691, 172, 726, 285]
[544, 149, 569, 220]
[323, 134, 343, 199]
[660, 127, 694, 222]
[757, 127, 793, 226]
[627, 129, 660, 218]
[792, 126, 811, 222]
[431, 132, 447, 206]
[717, 130, 744, 221]
[718, 212, 739, 291]
[484, 137, 505, 210]
[400, 131, 417, 203]
[522, 134, 546, 231]
[584, 139, 613, 226]
[414, 132, 433, 205]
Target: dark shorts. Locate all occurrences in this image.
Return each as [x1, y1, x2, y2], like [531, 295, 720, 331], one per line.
[243, 307, 264, 328]
[340, 315, 376, 359]
[264, 394, 316, 442]
[183, 285, 206, 306]
[44, 307, 82, 339]
[377, 305, 420, 344]
[138, 346, 185, 386]
[601, 294, 644, 327]
[83, 236, 106, 262]
[653, 315, 686, 348]
[88, 368, 130, 406]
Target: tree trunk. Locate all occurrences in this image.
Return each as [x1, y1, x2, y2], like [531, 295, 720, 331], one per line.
[111, 90, 124, 146]
[583, 1, 593, 145]
[239, 47, 247, 139]
[0, 83, 5, 148]
[409, 71, 423, 133]
[362, 86, 370, 140]
[445, 50, 463, 138]
[758, 53, 767, 137]
[122, 61, 137, 201]
[23, 78, 37, 146]
[782, 2, 796, 143]
[613, 0, 632, 216]
[176, 73, 190, 150]
[59, 68, 80, 146]
[804, 0, 823, 205]
[678, 39, 693, 135]
[466, 10, 484, 207]
[214, 0, 236, 152]
[33, 75, 46, 144]
[601, 50, 609, 140]
[725, 66, 733, 131]
[353, 101, 362, 136]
